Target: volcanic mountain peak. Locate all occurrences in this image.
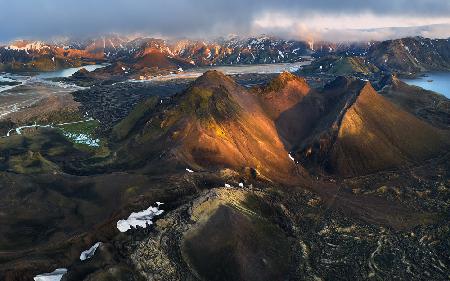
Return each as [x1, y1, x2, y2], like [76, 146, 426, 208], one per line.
[324, 75, 363, 91]
[190, 70, 236, 90]
[257, 72, 310, 120]
[265, 71, 308, 92]
[114, 71, 296, 182]
[331, 81, 447, 176]
[177, 70, 273, 122]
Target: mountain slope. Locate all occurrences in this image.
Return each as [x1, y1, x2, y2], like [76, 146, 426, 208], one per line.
[0, 35, 311, 73]
[329, 82, 448, 176]
[300, 56, 379, 76]
[275, 76, 364, 151]
[368, 37, 450, 73]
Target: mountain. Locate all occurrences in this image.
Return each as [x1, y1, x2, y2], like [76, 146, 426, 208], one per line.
[2, 35, 450, 75]
[328, 82, 448, 176]
[111, 71, 449, 179]
[367, 37, 450, 74]
[111, 70, 297, 182]
[0, 40, 102, 72]
[278, 77, 449, 176]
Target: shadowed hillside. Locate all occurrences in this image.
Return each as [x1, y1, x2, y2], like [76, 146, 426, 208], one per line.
[379, 75, 450, 129]
[329, 82, 448, 176]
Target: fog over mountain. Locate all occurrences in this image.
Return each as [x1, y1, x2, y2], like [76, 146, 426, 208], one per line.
[0, 0, 449, 43]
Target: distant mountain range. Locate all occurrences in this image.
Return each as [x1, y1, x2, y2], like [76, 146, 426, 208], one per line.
[0, 35, 310, 72]
[1, 35, 449, 76]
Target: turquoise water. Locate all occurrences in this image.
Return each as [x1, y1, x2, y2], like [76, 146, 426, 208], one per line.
[36, 64, 107, 79]
[401, 72, 450, 98]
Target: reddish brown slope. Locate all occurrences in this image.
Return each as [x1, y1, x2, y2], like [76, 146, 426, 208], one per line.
[256, 72, 310, 119]
[133, 50, 190, 69]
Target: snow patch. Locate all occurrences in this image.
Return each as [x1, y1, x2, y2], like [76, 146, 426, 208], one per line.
[186, 168, 194, 173]
[116, 203, 164, 232]
[33, 268, 67, 281]
[8, 41, 49, 52]
[288, 153, 295, 162]
[80, 242, 102, 261]
[62, 132, 100, 147]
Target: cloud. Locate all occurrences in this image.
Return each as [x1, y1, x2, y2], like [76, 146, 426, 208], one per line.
[252, 12, 450, 42]
[0, 0, 449, 42]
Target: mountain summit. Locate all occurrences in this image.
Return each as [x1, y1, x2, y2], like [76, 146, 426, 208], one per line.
[113, 70, 297, 182]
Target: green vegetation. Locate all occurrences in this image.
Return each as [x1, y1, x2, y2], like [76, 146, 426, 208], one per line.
[180, 86, 240, 122]
[8, 151, 60, 174]
[332, 57, 379, 75]
[263, 71, 300, 92]
[180, 87, 214, 116]
[301, 56, 379, 76]
[56, 119, 106, 153]
[0, 130, 82, 174]
[112, 96, 159, 141]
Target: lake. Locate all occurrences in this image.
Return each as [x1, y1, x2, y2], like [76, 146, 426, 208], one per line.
[401, 72, 450, 99]
[36, 64, 107, 79]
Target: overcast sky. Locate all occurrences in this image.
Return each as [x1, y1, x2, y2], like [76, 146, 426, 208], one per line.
[0, 0, 449, 43]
